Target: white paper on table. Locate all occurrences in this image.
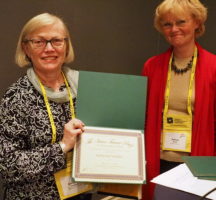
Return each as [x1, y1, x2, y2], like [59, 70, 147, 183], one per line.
[151, 163, 216, 200]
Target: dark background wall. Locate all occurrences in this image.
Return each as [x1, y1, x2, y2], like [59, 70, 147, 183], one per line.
[0, 0, 215, 199]
[0, 0, 214, 98]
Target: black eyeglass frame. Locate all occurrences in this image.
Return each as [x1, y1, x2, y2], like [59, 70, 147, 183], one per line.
[22, 38, 68, 49]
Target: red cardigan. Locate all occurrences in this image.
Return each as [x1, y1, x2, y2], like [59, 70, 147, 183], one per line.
[141, 44, 216, 200]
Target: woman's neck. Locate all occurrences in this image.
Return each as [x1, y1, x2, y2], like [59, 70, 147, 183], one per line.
[34, 68, 64, 91]
[173, 42, 196, 59]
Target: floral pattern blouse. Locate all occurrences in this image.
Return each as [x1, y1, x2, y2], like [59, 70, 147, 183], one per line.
[0, 75, 76, 199]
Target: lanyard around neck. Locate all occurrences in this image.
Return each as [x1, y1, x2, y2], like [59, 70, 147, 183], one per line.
[38, 72, 75, 144]
[164, 47, 198, 116]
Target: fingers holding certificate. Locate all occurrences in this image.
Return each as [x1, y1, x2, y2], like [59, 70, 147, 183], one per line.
[72, 126, 146, 184]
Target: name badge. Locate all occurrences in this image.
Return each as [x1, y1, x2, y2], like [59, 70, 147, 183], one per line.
[54, 152, 93, 199]
[162, 131, 191, 152]
[162, 114, 192, 152]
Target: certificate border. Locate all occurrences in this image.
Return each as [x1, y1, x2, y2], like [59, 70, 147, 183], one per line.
[73, 127, 145, 183]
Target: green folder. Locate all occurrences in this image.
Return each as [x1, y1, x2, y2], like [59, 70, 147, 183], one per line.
[76, 71, 147, 130]
[182, 156, 216, 180]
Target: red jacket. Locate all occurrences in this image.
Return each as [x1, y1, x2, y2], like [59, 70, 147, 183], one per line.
[141, 44, 216, 200]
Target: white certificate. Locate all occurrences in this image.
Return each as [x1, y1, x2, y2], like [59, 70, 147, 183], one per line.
[72, 126, 146, 184]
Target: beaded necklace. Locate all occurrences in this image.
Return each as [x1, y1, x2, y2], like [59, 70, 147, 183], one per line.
[171, 56, 194, 75]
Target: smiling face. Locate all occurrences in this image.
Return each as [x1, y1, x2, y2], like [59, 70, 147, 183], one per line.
[160, 12, 199, 49]
[23, 21, 67, 75]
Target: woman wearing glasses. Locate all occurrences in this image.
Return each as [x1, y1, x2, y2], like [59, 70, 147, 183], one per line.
[142, 0, 216, 199]
[0, 13, 92, 200]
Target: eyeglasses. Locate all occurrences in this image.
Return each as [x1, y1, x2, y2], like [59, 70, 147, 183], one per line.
[23, 38, 68, 49]
[161, 19, 189, 30]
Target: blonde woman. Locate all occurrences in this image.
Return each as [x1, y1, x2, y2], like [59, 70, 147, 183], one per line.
[0, 13, 91, 200]
[142, 0, 216, 199]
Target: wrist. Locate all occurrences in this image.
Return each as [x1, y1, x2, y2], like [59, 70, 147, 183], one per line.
[59, 141, 66, 154]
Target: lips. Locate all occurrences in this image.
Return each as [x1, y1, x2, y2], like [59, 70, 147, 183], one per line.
[41, 56, 58, 60]
[171, 33, 183, 37]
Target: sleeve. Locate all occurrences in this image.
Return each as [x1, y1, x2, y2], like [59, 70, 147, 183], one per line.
[214, 67, 216, 156]
[141, 57, 154, 132]
[0, 93, 66, 184]
[212, 53, 216, 156]
[215, 111, 216, 156]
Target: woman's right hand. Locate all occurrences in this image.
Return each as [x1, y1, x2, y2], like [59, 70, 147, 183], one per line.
[60, 118, 85, 153]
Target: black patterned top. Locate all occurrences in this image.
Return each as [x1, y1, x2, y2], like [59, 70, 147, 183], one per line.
[0, 75, 75, 199]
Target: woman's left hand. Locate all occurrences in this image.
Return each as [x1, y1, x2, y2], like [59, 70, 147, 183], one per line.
[60, 118, 85, 153]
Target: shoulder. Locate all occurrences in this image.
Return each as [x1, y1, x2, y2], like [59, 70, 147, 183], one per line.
[142, 48, 172, 76]
[146, 48, 172, 65]
[197, 43, 216, 61]
[3, 75, 29, 95]
[196, 44, 216, 72]
[1, 75, 34, 106]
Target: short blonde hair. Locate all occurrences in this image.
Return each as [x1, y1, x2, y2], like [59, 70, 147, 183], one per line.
[154, 0, 207, 38]
[15, 13, 74, 67]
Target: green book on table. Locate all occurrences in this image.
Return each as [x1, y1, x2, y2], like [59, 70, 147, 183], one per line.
[182, 156, 216, 180]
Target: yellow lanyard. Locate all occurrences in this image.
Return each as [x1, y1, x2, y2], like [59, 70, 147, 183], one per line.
[164, 47, 198, 116]
[38, 72, 75, 144]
